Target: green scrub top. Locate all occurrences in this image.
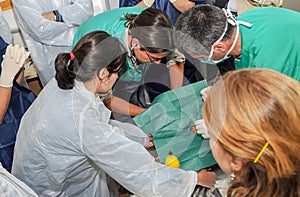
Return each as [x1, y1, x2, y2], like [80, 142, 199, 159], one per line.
[236, 7, 300, 81]
[73, 7, 146, 82]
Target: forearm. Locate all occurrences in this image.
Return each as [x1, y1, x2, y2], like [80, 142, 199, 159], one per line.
[0, 87, 12, 124]
[104, 96, 146, 116]
[169, 62, 184, 89]
[171, 0, 195, 13]
[15, 68, 25, 85]
[134, 1, 148, 7]
[134, 0, 155, 7]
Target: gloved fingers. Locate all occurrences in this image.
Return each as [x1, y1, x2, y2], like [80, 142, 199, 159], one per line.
[200, 86, 211, 95]
[193, 119, 210, 138]
[194, 119, 205, 126]
[202, 132, 210, 138]
[194, 120, 207, 131]
[200, 86, 211, 101]
[14, 45, 23, 65]
[19, 50, 30, 68]
[196, 128, 210, 138]
[195, 124, 206, 131]
[6, 44, 13, 59]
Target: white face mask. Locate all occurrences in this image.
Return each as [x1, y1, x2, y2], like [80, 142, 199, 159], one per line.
[199, 9, 250, 65]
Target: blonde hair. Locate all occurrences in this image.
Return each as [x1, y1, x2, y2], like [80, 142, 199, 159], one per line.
[203, 68, 300, 197]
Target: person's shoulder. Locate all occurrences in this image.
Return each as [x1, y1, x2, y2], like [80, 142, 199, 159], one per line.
[110, 6, 146, 15]
[237, 7, 299, 25]
[239, 6, 291, 16]
[97, 6, 146, 17]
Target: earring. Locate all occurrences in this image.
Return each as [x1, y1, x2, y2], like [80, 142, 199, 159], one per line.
[230, 172, 236, 181]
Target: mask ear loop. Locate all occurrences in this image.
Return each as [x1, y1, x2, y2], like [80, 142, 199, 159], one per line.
[207, 18, 228, 60]
[129, 39, 139, 70]
[223, 8, 237, 26]
[207, 9, 237, 61]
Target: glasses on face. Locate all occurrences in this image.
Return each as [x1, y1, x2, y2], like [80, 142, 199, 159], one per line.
[143, 49, 163, 62]
[107, 65, 122, 75]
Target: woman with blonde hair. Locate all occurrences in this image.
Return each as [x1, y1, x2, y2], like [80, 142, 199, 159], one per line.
[203, 68, 300, 196]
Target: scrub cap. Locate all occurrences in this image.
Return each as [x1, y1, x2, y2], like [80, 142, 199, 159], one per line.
[237, 0, 283, 15]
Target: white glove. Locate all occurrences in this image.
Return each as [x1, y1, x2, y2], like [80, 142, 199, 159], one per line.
[200, 86, 211, 102]
[0, 45, 30, 87]
[143, 0, 155, 7]
[194, 119, 210, 138]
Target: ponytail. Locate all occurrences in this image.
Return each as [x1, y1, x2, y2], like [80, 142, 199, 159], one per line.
[55, 31, 127, 90]
[55, 52, 77, 90]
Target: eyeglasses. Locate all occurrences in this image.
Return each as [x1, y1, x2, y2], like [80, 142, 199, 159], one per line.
[107, 65, 122, 74]
[143, 49, 163, 62]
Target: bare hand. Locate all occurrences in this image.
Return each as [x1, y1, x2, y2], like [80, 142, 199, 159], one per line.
[42, 11, 56, 21]
[196, 169, 216, 188]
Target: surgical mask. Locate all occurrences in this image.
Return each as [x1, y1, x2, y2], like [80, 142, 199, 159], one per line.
[199, 9, 251, 65]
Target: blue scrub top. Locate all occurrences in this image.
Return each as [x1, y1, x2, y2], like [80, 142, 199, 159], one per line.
[0, 37, 36, 172]
[119, 0, 206, 24]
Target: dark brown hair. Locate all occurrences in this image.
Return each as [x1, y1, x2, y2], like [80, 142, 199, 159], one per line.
[55, 31, 127, 89]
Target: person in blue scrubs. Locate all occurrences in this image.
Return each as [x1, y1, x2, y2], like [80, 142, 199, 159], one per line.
[119, 0, 205, 25]
[0, 37, 35, 172]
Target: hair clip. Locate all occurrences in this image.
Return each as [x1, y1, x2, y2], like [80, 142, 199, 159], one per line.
[69, 52, 75, 61]
[254, 142, 269, 163]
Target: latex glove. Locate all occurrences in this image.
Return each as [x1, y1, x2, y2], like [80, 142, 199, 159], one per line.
[166, 48, 185, 68]
[200, 86, 211, 102]
[0, 45, 30, 87]
[193, 119, 210, 138]
[143, 0, 155, 7]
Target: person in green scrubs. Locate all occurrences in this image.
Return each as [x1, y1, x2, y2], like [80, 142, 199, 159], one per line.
[74, 7, 185, 118]
[175, 5, 300, 81]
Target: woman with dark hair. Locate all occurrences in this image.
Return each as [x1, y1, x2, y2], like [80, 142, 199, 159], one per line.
[12, 31, 214, 196]
[73, 7, 186, 118]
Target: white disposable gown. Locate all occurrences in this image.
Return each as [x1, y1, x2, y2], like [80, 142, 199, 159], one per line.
[12, 79, 197, 196]
[12, 0, 93, 86]
[0, 163, 38, 197]
[0, 9, 13, 44]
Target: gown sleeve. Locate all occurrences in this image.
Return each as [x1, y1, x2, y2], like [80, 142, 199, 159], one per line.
[78, 104, 197, 197]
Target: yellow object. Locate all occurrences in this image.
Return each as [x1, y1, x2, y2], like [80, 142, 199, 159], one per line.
[254, 142, 269, 163]
[165, 151, 180, 168]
